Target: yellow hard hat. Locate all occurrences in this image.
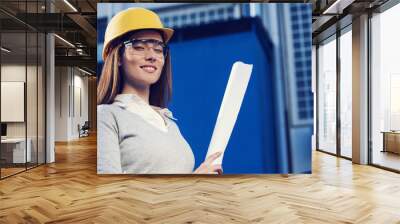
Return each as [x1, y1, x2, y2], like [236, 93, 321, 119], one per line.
[102, 7, 174, 60]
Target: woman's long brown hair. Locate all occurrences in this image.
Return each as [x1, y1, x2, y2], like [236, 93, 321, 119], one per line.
[97, 33, 172, 108]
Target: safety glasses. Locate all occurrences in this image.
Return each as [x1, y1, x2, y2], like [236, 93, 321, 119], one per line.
[123, 39, 168, 59]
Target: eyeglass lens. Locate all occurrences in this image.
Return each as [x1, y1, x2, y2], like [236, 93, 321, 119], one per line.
[124, 39, 167, 58]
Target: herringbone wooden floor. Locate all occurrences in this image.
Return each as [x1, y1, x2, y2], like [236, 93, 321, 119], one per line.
[0, 134, 399, 224]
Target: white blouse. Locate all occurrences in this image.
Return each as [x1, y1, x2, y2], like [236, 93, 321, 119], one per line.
[115, 94, 168, 132]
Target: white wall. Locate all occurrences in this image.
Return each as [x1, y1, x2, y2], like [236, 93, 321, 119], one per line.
[1, 65, 26, 141]
[1, 63, 46, 164]
[1, 66, 26, 134]
[71, 71, 89, 139]
[1, 65, 38, 137]
[55, 67, 89, 141]
[55, 66, 69, 141]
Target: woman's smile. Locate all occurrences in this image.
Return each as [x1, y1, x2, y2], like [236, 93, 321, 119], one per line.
[140, 64, 157, 73]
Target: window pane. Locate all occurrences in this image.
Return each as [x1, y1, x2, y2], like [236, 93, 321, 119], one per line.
[27, 31, 38, 169]
[1, 30, 27, 177]
[371, 3, 400, 171]
[340, 28, 352, 158]
[318, 36, 337, 154]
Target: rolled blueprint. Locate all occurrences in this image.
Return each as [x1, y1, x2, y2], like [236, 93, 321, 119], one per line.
[205, 61, 253, 165]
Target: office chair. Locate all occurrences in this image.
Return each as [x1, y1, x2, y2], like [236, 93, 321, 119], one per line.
[78, 121, 90, 138]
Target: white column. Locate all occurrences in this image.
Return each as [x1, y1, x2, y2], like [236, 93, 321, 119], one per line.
[352, 14, 369, 164]
[46, 33, 55, 163]
[45, 0, 55, 163]
[312, 45, 317, 151]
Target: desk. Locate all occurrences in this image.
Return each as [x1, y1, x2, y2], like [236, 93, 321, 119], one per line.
[1, 138, 31, 163]
[381, 131, 400, 154]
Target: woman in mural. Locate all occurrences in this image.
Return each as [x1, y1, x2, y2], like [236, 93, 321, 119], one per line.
[97, 8, 222, 174]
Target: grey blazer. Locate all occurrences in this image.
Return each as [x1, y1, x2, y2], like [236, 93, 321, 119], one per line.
[97, 95, 195, 174]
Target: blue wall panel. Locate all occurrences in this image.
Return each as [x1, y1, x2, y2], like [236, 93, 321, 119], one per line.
[168, 30, 279, 173]
[290, 127, 313, 173]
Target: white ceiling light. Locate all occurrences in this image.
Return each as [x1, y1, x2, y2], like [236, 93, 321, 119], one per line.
[63, 0, 78, 12]
[54, 34, 75, 48]
[78, 67, 93, 76]
[1, 47, 11, 53]
[323, 0, 355, 15]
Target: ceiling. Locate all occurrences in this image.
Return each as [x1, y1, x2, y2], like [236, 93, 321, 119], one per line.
[0, 0, 97, 73]
[311, 0, 390, 42]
